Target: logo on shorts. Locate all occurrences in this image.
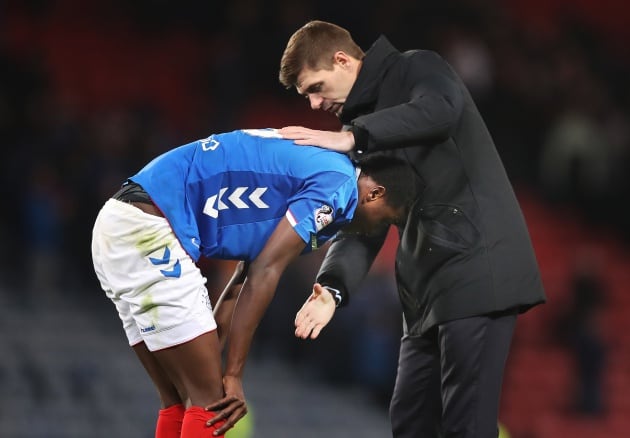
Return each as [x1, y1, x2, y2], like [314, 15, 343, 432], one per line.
[314, 205, 334, 231]
[140, 325, 156, 333]
[148, 246, 182, 278]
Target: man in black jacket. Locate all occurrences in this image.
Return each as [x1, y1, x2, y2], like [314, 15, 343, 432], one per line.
[279, 20, 546, 437]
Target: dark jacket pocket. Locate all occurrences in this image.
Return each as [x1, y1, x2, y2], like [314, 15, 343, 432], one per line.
[396, 202, 482, 326]
[419, 204, 480, 251]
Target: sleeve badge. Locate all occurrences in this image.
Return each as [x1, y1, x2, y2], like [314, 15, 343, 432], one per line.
[314, 205, 334, 231]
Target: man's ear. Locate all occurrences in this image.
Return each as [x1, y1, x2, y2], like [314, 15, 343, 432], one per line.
[333, 51, 352, 68]
[367, 185, 386, 201]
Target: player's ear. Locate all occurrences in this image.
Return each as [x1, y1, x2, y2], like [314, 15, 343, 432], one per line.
[367, 185, 386, 202]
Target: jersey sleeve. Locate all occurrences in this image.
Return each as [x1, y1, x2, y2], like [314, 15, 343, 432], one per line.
[285, 171, 358, 251]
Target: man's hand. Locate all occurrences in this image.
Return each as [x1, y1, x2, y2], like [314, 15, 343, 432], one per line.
[295, 283, 337, 339]
[205, 375, 247, 436]
[279, 126, 354, 153]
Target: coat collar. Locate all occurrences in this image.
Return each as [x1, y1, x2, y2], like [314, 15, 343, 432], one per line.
[340, 35, 400, 123]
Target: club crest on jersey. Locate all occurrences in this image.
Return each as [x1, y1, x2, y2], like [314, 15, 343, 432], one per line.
[314, 205, 333, 231]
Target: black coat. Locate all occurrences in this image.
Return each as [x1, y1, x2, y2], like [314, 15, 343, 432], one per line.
[317, 36, 546, 335]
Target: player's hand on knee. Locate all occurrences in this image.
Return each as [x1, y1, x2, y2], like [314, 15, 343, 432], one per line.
[205, 376, 247, 436]
[294, 283, 336, 339]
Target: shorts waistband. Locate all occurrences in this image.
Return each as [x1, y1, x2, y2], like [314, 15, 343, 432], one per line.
[113, 181, 153, 204]
[112, 181, 163, 217]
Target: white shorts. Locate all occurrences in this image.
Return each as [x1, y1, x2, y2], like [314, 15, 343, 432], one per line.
[91, 198, 216, 351]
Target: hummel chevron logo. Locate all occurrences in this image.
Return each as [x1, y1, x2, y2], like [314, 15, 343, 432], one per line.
[149, 246, 171, 265]
[160, 259, 181, 278]
[203, 186, 269, 218]
[149, 246, 181, 278]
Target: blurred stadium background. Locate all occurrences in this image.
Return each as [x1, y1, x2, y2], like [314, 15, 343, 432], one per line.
[1, 0, 629, 437]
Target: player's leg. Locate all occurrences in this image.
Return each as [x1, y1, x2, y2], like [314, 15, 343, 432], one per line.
[133, 341, 186, 438]
[438, 311, 517, 438]
[92, 202, 184, 437]
[390, 329, 443, 437]
[93, 199, 227, 437]
[150, 332, 224, 405]
[111, 292, 189, 438]
[152, 331, 226, 437]
[132, 312, 226, 438]
[135, 252, 227, 437]
[104, 291, 189, 438]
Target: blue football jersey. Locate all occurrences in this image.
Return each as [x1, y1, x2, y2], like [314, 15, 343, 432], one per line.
[130, 129, 358, 262]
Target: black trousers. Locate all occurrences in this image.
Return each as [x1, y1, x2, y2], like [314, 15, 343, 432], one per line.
[389, 311, 517, 438]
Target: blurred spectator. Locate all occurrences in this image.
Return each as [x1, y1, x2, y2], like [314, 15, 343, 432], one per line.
[538, 46, 616, 222]
[347, 271, 401, 406]
[539, 108, 612, 209]
[441, 25, 494, 103]
[21, 161, 67, 302]
[556, 247, 608, 416]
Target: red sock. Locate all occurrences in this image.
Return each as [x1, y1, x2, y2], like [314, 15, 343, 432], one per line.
[181, 406, 227, 438]
[156, 403, 185, 438]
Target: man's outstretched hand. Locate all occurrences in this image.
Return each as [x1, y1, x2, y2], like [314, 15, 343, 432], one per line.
[205, 376, 247, 436]
[295, 283, 337, 339]
[279, 126, 354, 153]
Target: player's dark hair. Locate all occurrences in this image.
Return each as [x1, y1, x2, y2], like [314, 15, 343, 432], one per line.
[279, 20, 365, 88]
[357, 153, 420, 210]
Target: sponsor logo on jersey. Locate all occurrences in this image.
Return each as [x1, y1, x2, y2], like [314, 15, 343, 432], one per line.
[314, 205, 333, 231]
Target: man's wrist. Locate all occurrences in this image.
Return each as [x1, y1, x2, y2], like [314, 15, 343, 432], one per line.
[342, 124, 367, 154]
[322, 286, 343, 307]
[350, 125, 368, 154]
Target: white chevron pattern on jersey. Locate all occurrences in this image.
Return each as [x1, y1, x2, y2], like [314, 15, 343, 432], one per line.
[203, 186, 269, 218]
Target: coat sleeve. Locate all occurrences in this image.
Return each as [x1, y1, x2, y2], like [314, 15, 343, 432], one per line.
[315, 229, 388, 306]
[352, 52, 465, 152]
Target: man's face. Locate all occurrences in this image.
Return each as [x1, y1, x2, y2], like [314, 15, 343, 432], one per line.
[295, 54, 358, 116]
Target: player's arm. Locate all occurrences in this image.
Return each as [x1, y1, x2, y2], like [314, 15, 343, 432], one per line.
[213, 261, 248, 350]
[205, 217, 307, 435]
